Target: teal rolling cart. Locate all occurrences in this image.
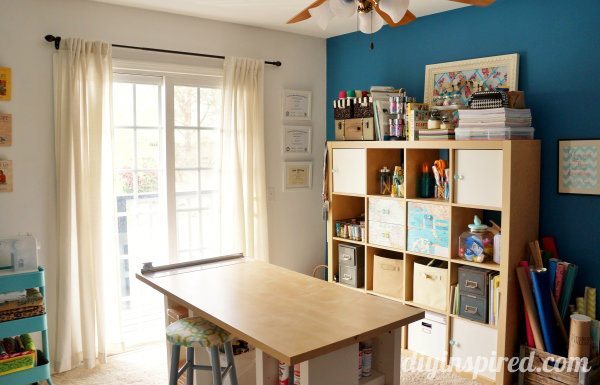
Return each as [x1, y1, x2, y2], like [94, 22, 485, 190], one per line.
[0, 267, 53, 385]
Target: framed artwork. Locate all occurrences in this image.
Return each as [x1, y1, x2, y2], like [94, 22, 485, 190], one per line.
[0, 160, 13, 193]
[0, 113, 12, 146]
[0, 68, 11, 101]
[282, 89, 311, 121]
[284, 161, 312, 191]
[424, 54, 520, 105]
[558, 139, 600, 196]
[283, 126, 312, 154]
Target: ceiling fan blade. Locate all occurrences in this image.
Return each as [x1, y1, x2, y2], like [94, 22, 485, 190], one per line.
[448, 0, 496, 6]
[287, 0, 329, 24]
[373, 4, 416, 27]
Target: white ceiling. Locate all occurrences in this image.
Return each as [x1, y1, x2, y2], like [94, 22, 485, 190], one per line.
[87, 0, 470, 38]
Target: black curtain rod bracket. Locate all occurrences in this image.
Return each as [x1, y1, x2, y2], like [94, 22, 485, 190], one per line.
[44, 34, 282, 67]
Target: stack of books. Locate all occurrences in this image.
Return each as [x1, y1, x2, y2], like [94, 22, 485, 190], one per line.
[456, 108, 534, 140]
[417, 129, 455, 140]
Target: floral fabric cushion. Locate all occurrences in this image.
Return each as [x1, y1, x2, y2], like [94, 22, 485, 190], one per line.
[166, 317, 231, 348]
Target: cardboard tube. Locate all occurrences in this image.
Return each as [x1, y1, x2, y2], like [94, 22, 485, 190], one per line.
[517, 267, 545, 351]
[568, 314, 592, 359]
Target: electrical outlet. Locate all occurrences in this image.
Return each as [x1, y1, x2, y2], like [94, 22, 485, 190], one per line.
[267, 186, 275, 201]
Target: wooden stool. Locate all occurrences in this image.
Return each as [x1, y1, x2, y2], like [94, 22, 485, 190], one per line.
[166, 317, 238, 385]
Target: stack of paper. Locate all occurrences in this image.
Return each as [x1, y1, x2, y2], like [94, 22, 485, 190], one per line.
[458, 108, 532, 128]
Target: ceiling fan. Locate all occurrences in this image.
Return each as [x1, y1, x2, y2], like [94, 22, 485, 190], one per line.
[287, 0, 495, 34]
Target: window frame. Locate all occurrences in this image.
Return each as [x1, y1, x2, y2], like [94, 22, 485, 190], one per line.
[112, 59, 223, 263]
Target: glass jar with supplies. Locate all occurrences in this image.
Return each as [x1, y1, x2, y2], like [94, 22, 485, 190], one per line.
[379, 166, 391, 195]
[458, 215, 494, 263]
[427, 110, 442, 130]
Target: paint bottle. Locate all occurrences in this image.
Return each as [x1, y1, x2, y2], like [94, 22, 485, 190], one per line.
[362, 342, 373, 377]
[293, 364, 300, 385]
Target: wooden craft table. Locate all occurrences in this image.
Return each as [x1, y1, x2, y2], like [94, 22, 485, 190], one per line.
[136, 256, 423, 385]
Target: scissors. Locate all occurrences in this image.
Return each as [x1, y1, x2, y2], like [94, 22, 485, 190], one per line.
[434, 160, 446, 181]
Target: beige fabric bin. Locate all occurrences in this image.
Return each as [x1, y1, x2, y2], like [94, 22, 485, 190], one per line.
[413, 258, 448, 311]
[373, 255, 404, 299]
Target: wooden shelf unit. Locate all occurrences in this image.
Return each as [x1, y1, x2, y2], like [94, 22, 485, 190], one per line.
[326, 140, 540, 385]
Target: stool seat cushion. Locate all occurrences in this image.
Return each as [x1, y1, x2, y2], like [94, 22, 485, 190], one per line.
[166, 317, 231, 348]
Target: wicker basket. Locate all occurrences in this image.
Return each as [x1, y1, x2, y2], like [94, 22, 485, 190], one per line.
[518, 346, 600, 385]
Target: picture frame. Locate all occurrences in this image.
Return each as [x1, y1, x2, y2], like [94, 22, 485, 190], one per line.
[0, 113, 12, 146]
[282, 89, 312, 121]
[558, 139, 600, 196]
[0, 67, 11, 101]
[283, 161, 312, 191]
[282, 126, 312, 155]
[0, 160, 13, 193]
[424, 53, 520, 105]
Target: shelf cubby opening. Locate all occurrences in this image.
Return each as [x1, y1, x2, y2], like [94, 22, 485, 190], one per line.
[450, 206, 502, 267]
[405, 148, 450, 200]
[366, 148, 404, 196]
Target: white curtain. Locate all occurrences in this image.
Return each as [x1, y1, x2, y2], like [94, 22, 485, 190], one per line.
[53, 38, 118, 372]
[220, 57, 269, 261]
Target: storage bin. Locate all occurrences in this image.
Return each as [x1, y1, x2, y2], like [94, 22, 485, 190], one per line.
[372, 255, 404, 299]
[408, 311, 447, 362]
[0, 350, 36, 376]
[407, 203, 450, 258]
[353, 97, 374, 118]
[455, 127, 534, 140]
[412, 258, 448, 311]
[458, 266, 491, 298]
[339, 264, 363, 288]
[343, 118, 374, 141]
[368, 197, 405, 225]
[458, 293, 487, 324]
[517, 346, 600, 385]
[368, 222, 405, 250]
[333, 100, 353, 120]
[338, 244, 364, 268]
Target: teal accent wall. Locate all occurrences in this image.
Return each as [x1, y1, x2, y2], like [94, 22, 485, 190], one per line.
[327, 0, 600, 294]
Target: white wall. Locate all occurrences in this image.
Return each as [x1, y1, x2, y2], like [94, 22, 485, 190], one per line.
[1, 0, 326, 353]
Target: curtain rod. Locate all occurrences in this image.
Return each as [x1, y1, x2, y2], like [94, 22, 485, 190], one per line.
[44, 35, 282, 67]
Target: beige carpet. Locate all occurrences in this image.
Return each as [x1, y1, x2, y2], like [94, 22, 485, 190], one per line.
[51, 344, 482, 385]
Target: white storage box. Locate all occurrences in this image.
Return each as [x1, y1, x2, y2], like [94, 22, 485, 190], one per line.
[455, 127, 534, 140]
[412, 258, 448, 312]
[408, 311, 447, 362]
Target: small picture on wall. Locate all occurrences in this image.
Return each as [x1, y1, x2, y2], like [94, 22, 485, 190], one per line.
[282, 89, 311, 121]
[0, 68, 11, 101]
[284, 161, 312, 191]
[0, 160, 13, 193]
[0, 113, 12, 146]
[558, 139, 600, 196]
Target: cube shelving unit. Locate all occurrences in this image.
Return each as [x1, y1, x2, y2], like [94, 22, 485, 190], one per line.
[326, 140, 540, 385]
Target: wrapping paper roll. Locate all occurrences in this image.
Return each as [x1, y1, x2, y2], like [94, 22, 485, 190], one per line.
[577, 297, 586, 315]
[569, 314, 592, 359]
[585, 287, 596, 319]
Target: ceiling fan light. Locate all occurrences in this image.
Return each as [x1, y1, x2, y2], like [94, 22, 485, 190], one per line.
[358, 10, 384, 34]
[309, 0, 335, 30]
[378, 0, 409, 24]
[329, 0, 356, 18]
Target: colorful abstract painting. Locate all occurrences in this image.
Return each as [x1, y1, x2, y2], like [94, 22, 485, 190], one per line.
[424, 54, 519, 105]
[433, 66, 509, 106]
[559, 140, 600, 195]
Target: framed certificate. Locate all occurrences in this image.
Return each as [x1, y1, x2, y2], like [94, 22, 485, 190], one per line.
[283, 126, 311, 154]
[282, 89, 311, 121]
[284, 161, 312, 191]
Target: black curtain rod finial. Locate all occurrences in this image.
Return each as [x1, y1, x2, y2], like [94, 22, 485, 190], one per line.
[45, 34, 61, 49]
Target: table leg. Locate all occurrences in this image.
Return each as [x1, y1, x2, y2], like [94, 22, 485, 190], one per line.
[372, 328, 402, 385]
[255, 348, 279, 385]
[300, 343, 359, 385]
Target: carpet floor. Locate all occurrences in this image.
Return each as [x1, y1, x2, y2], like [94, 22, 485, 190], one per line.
[51, 343, 482, 385]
